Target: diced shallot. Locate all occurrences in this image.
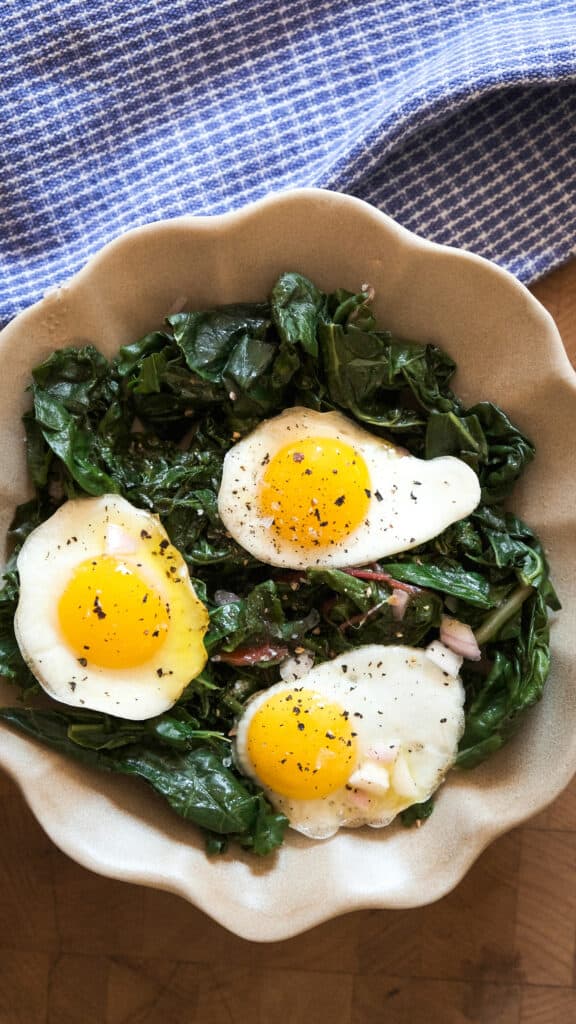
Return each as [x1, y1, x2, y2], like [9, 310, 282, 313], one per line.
[391, 755, 419, 799]
[348, 760, 390, 795]
[440, 616, 482, 661]
[425, 639, 464, 678]
[389, 588, 410, 621]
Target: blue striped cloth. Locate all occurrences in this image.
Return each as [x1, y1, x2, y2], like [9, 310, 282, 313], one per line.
[1, 0, 575, 327]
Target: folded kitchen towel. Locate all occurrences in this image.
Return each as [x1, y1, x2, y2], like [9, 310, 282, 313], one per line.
[1, 0, 575, 326]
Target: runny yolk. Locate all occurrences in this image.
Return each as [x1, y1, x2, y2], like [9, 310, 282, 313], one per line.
[58, 555, 169, 669]
[258, 436, 371, 550]
[246, 687, 358, 800]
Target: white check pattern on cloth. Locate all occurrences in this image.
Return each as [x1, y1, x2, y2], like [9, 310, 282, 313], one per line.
[1, 0, 575, 325]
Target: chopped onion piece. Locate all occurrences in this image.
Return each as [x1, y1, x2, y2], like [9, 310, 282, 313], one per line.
[349, 760, 390, 794]
[279, 651, 314, 682]
[425, 639, 463, 678]
[389, 588, 410, 621]
[440, 615, 482, 661]
[391, 755, 419, 798]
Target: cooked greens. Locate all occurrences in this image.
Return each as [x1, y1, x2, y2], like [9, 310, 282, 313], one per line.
[0, 272, 559, 852]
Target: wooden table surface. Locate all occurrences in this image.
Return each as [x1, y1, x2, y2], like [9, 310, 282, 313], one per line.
[1, 260, 575, 1024]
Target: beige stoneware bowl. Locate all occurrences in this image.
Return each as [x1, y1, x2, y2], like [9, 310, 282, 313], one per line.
[0, 189, 574, 941]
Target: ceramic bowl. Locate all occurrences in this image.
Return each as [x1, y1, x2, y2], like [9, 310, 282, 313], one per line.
[0, 189, 574, 941]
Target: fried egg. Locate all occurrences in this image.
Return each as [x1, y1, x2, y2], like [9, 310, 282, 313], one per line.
[14, 494, 209, 720]
[218, 407, 480, 569]
[234, 644, 465, 838]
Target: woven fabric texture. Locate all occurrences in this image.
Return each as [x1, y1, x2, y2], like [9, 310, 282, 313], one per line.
[1, 0, 575, 326]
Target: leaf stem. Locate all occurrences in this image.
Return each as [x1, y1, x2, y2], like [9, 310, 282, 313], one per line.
[474, 583, 534, 646]
[332, 292, 370, 325]
[343, 566, 422, 593]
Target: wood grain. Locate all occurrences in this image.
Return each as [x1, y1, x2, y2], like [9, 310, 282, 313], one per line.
[1, 259, 575, 1024]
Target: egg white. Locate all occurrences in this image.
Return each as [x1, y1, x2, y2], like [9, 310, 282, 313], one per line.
[218, 407, 481, 569]
[14, 494, 209, 720]
[234, 644, 465, 839]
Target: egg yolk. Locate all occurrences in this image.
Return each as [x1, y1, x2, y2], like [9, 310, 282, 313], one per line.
[246, 687, 358, 799]
[58, 555, 170, 669]
[259, 436, 371, 550]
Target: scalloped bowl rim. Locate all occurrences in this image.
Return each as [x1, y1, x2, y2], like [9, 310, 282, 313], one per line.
[0, 188, 575, 941]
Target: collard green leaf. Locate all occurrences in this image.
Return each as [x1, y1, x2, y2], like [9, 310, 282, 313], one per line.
[318, 322, 397, 425]
[426, 403, 534, 504]
[31, 392, 120, 496]
[270, 271, 325, 358]
[380, 561, 494, 608]
[114, 331, 171, 377]
[114, 744, 255, 834]
[64, 706, 222, 751]
[0, 571, 38, 691]
[425, 410, 488, 470]
[307, 568, 374, 611]
[318, 322, 459, 429]
[22, 414, 53, 488]
[32, 344, 117, 414]
[169, 305, 270, 381]
[222, 333, 280, 414]
[0, 707, 286, 852]
[457, 591, 551, 768]
[205, 601, 244, 652]
[469, 402, 535, 504]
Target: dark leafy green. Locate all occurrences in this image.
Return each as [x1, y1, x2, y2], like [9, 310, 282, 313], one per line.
[271, 270, 325, 359]
[0, 706, 287, 854]
[400, 797, 435, 827]
[426, 403, 535, 504]
[0, 271, 558, 849]
[457, 591, 551, 768]
[379, 562, 494, 608]
[0, 570, 38, 694]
